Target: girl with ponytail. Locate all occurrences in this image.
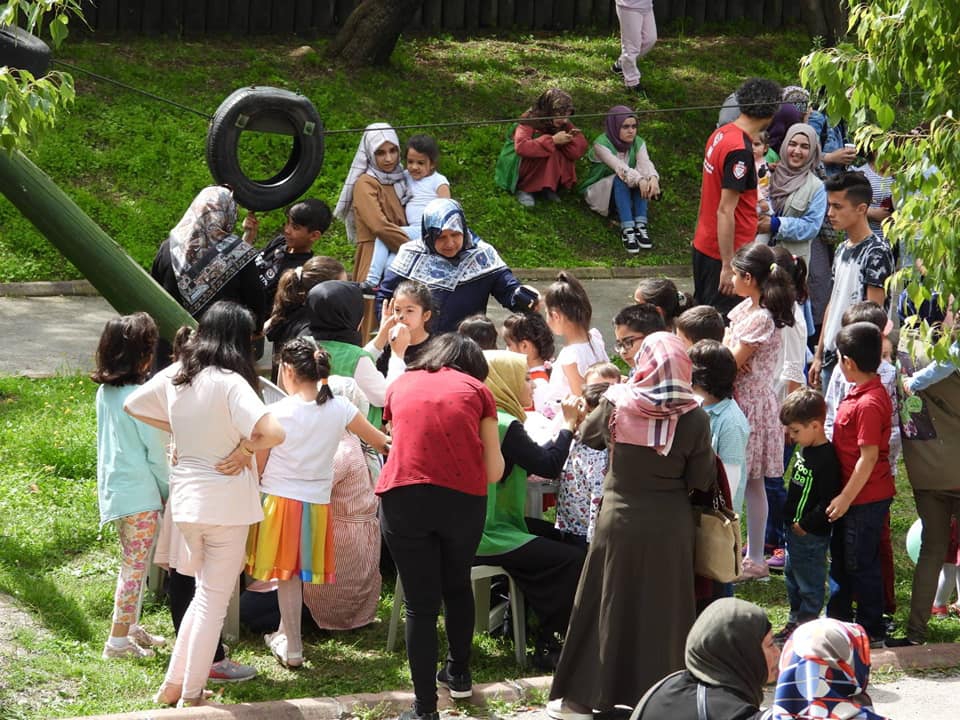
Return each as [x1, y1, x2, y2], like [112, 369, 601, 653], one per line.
[724, 243, 795, 581]
[245, 337, 390, 669]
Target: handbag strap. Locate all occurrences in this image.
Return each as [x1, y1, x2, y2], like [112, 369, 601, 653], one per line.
[697, 683, 709, 720]
[628, 670, 686, 720]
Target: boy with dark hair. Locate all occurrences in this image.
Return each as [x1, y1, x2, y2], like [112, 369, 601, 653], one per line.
[254, 198, 333, 305]
[692, 76, 782, 317]
[457, 314, 499, 350]
[688, 339, 750, 514]
[775, 387, 841, 642]
[825, 321, 894, 646]
[810, 172, 893, 392]
[675, 305, 725, 347]
[612, 303, 666, 369]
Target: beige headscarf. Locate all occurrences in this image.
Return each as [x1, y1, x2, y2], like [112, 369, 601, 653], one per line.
[770, 123, 822, 215]
[482, 350, 528, 422]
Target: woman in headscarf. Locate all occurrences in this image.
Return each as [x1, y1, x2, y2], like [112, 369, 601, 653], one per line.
[333, 123, 411, 284]
[476, 350, 587, 670]
[759, 122, 827, 264]
[547, 332, 717, 720]
[770, 618, 889, 720]
[632, 598, 780, 719]
[150, 185, 265, 368]
[494, 88, 589, 207]
[301, 280, 386, 425]
[766, 86, 811, 158]
[377, 198, 539, 333]
[579, 105, 660, 254]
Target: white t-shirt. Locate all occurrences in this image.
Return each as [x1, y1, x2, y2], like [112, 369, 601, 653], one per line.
[775, 302, 808, 400]
[545, 328, 608, 405]
[404, 171, 450, 236]
[260, 394, 358, 505]
[124, 363, 267, 526]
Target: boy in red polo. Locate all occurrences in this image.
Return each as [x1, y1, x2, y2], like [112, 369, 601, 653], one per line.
[825, 321, 894, 645]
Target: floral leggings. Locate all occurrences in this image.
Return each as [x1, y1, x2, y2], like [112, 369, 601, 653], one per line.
[112, 510, 160, 625]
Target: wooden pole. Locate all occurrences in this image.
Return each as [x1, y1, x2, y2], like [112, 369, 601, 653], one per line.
[0, 149, 196, 341]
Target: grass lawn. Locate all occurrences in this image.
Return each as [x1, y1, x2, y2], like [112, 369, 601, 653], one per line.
[0, 29, 814, 283]
[1, 374, 958, 718]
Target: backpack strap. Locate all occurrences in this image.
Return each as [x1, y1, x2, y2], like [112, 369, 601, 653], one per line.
[697, 683, 709, 720]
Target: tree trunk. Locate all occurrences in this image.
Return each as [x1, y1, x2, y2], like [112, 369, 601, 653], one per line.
[326, 0, 423, 66]
[799, 0, 847, 45]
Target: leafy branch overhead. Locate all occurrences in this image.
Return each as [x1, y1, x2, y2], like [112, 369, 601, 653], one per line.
[0, 1, 81, 152]
[801, 0, 960, 358]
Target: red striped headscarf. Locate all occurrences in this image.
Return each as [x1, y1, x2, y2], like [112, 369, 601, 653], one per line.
[604, 331, 699, 455]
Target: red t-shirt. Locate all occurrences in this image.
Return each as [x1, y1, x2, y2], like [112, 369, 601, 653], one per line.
[692, 122, 758, 260]
[375, 367, 497, 497]
[832, 375, 895, 505]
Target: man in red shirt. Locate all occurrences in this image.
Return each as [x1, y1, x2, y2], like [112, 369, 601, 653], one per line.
[824, 321, 894, 645]
[692, 77, 782, 316]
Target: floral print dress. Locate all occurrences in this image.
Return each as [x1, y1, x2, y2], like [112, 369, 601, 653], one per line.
[726, 297, 784, 481]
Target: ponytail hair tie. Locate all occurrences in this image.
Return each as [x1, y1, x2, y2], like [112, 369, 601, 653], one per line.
[677, 291, 686, 304]
[319, 377, 328, 386]
[295, 266, 303, 281]
[769, 262, 778, 273]
[314, 349, 322, 360]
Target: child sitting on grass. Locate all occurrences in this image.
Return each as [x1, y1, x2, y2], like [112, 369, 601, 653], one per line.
[92, 312, 169, 659]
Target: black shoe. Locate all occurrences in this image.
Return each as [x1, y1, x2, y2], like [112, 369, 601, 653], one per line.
[883, 613, 898, 636]
[611, 61, 623, 75]
[884, 636, 923, 647]
[399, 708, 439, 720]
[868, 635, 887, 649]
[628, 83, 647, 98]
[621, 227, 640, 255]
[635, 223, 652, 250]
[358, 280, 378, 296]
[531, 638, 562, 671]
[437, 666, 472, 699]
[773, 622, 798, 645]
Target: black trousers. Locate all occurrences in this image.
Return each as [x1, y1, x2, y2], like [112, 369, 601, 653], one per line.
[380, 484, 487, 715]
[476, 518, 586, 640]
[692, 246, 739, 319]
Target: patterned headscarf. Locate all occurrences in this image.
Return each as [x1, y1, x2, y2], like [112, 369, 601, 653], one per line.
[483, 350, 528, 422]
[522, 88, 574, 134]
[166, 185, 258, 315]
[389, 198, 506, 292]
[603, 331, 699, 455]
[604, 105, 636, 153]
[333, 123, 410, 242]
[770, 619, 889, 720]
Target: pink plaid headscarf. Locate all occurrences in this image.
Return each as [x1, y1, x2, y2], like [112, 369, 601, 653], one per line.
[604, 331, 699, 455]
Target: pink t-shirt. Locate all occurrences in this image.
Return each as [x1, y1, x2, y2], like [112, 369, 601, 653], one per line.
[125, 363, 268, 526]
[376, 367, 497, 497]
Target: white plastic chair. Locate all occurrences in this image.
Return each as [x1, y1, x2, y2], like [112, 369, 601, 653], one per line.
[386, 565, 527, 667]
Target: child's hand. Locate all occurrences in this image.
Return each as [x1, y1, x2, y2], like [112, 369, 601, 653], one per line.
[216, 444, 254, 476]
[559, 395, 583, 429]
[826, 493, 852, 522]
[241, 212, 259, 243]
[792, 522, 807, 537]
[389, 323, 411, 358]
[373, 300, 399, 350]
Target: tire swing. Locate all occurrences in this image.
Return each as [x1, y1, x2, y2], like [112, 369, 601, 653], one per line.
[0, 25, 51, 77]
[206, 86, 324, 212]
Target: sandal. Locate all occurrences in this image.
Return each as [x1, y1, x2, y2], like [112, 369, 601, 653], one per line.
[265, 631, 303, 669]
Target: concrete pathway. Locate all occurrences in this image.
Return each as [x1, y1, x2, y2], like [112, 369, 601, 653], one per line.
[0, 277, 694, 378]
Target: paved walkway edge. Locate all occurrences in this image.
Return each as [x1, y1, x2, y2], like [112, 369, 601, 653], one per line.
[0, 266, 692, 297]
[69, 643, 960, 720]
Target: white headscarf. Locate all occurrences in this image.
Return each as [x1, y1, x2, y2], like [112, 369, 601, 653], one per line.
[333, 123, 410, 242]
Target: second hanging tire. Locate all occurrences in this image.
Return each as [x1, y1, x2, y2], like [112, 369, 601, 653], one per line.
[206, 86, 324, 212]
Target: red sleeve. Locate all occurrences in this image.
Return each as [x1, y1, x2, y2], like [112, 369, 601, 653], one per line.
[477, 383, 498, 420]
[514, 123, 556, 158]
[855, 396, 886, 448]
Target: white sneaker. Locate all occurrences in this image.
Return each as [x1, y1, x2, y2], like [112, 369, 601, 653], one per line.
[129, 624, 166, 647]
[546, 698, 593, 720]
[517, 191, 536, 208]
[102, 639, 154, 659]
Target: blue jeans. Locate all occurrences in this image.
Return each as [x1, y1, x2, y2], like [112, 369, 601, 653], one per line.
[785, 528, 831, 623]
[827, 498, 892, 639]
[611, 176, 648, 225]
[364, 238, 396, 286]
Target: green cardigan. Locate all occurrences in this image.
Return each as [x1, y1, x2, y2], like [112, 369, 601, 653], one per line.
[577, 132, 645, 194]
[312, 338, 383, 428]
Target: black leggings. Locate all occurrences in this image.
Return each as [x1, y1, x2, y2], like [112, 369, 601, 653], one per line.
[380, 484, 486, 715]
[167, 568, 226, 663]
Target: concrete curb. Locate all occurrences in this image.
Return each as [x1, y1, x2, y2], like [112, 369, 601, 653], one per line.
[65, 643, 960, 720]
[0, 267, 692, 297]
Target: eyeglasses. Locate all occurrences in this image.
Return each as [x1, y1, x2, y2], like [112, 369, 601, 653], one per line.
[615, 335, 644, 354]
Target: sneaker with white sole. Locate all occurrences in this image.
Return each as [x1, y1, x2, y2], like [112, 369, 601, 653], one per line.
[546, 698, 593, 720]
[128, 624, 166, 648]
[621, 227, 640, 255]
[634, 223, 652, 250]
[436, 665, 472, 699]
[517, 191, 536, 208]
[208, 657, 257, 682]
[102, 639, 154, 659]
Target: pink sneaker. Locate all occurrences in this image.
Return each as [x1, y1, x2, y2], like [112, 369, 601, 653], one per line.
[735, 558, 770, 582]
[931, 604, 950, 618]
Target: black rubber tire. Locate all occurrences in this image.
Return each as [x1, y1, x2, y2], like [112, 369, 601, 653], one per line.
[0, 25, 51, 77]
[206, 86, 324, 212]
